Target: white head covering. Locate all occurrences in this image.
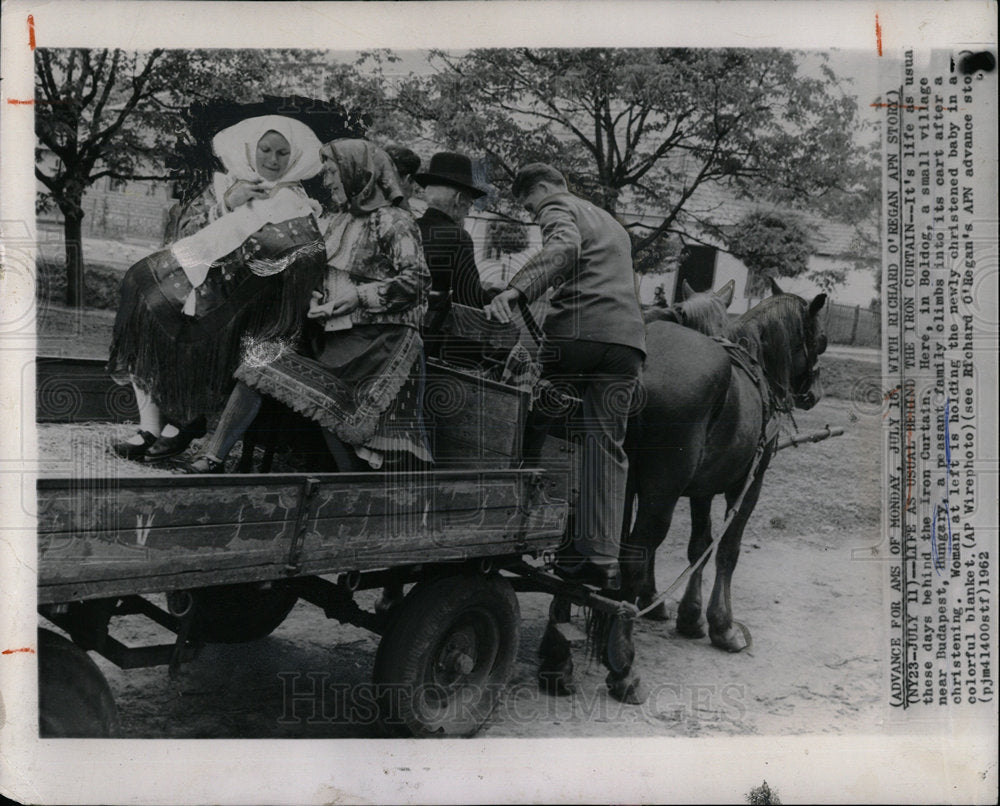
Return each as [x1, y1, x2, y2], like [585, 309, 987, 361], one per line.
[212, 115, 323, 204]
[170, 116, 324, 301]
[211, 114, 323, 188]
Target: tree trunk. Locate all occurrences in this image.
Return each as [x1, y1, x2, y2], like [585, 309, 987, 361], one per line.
[63, 213, 84, 308]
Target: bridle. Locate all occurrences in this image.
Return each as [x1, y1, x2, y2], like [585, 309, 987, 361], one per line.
[790, 314, 826, 409]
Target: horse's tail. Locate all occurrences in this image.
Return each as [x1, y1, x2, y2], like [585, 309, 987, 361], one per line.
[584, 606, 635, 674]
[584, 606, 613, 664]
[621, 413, 641, 545]
[621, 460, 637, 548]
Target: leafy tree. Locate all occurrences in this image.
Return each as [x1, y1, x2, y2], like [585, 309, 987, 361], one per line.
[727, 212, 813, 298]
[632, 230, 682, 274]
[378, 48, 874, 261]
[35, 48, 277, 306]
[808, 265, 850, 296]
[485, 219, 529, 259]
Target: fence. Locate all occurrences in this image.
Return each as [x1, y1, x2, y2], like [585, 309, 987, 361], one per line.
[821, 301, 880, 348]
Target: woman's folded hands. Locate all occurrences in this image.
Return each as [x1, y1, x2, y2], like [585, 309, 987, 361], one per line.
[307, 288, 359, 320]
[224, 179, 271, 211]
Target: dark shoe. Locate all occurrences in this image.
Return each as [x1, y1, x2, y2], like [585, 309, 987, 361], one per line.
[111, 429, 158, 460]
[183, 456, 225, 474]
[145, 416, 207, 462]
[552, 557, 621, 591]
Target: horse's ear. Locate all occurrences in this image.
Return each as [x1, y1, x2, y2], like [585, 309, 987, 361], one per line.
[809, 293, 828, 317]
[682, 279, 695, 300]
[715, 279, 735, 307]
[769, 277, 784, 296]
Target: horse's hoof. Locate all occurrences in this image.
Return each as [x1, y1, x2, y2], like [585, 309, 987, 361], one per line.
[709, 625, 748, 653]
[606, 671, 647, 705]
[637, 599, 670, 622]
[676, 618, 707, 639]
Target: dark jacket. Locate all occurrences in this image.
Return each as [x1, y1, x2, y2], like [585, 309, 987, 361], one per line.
[417, 207, 492, 309]
[508, 191, 645, 355]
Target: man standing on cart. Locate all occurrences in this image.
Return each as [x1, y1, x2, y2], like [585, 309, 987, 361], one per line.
[485, 163, 646, 590]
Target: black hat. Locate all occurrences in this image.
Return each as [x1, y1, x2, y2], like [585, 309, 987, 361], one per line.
[413, 152, 487, 199]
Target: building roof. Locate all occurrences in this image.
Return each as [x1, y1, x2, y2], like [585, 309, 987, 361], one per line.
[624, 174, 875, 259]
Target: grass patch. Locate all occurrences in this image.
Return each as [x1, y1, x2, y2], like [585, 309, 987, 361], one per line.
[818, 354, 882, 402]
[36, 257, 123, 311]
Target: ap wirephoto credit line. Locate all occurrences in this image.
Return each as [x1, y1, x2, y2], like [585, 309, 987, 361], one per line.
[0, 2, 996, 804]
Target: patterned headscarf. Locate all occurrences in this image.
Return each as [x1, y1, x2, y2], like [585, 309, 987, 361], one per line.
[319, 139, 405, 215]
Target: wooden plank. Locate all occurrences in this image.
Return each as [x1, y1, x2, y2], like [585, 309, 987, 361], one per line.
[37, 477, 306, 587]
[37, 480, 304, 536]
[424, 359, 527, 464]
[36, 356, 134, 423]
[36, 469, 568, 599]
[537, 435, 579, 506]
[296, 471, 565, 570]
[37, 563, 292, 605]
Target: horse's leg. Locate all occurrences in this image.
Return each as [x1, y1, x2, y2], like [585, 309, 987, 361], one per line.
[706, 453, 773, 652]
[639, 549, 669, 621]
[619, 460, 670, 621]
[604, 610, 646, 704]
[621, 492, 676, 619]
[677, 495, 713, 638]
[538, 595, 576, 696]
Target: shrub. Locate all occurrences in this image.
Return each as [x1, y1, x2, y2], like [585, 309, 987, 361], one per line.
[36, 258, 123, 310]
[746, 780, 781, 805]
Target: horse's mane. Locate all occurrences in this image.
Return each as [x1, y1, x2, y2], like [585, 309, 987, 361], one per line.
[676, 294, 730, 337]
[725, 294, 809, 411]
[642, 293, 729, 337]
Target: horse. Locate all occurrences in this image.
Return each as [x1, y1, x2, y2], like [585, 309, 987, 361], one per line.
[621, 279, 827, 651]
[634, 278, 735, 620]
[538, 278, 826, 701]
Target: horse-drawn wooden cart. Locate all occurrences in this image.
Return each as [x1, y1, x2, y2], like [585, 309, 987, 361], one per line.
[36, 352, 625, 738]
[37, 288, 834, 737]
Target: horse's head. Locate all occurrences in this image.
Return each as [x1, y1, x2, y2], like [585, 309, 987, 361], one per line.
[791, 292, 828, 409]
[678, 279, 733, 337]
[735, 280, 828, 411]
[769, 280, 828, 410]
[643, 279, 734, 335]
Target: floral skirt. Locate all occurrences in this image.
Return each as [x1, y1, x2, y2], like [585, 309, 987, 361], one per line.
[234, 324, 432, 466]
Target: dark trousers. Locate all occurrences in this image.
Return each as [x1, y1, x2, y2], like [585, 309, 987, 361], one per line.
[526, 339, 643, 561]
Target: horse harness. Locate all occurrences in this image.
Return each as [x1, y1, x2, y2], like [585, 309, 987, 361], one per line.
[717, 336, 786, 445]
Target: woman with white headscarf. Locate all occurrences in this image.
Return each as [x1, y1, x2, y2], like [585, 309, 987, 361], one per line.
[108, 115, 326, 461]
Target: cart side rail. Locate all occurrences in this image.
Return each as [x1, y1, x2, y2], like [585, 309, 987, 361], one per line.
[38, 468, 567, 604]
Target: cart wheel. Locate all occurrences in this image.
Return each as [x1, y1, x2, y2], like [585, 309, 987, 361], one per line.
[191, 583, 298, 644]
[38, 628, 121, 738]
[373, 574, 520, 737]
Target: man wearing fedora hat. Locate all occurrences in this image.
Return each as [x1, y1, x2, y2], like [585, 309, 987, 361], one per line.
[485, 163, 646, 591]
[413, 152, 495, 358]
